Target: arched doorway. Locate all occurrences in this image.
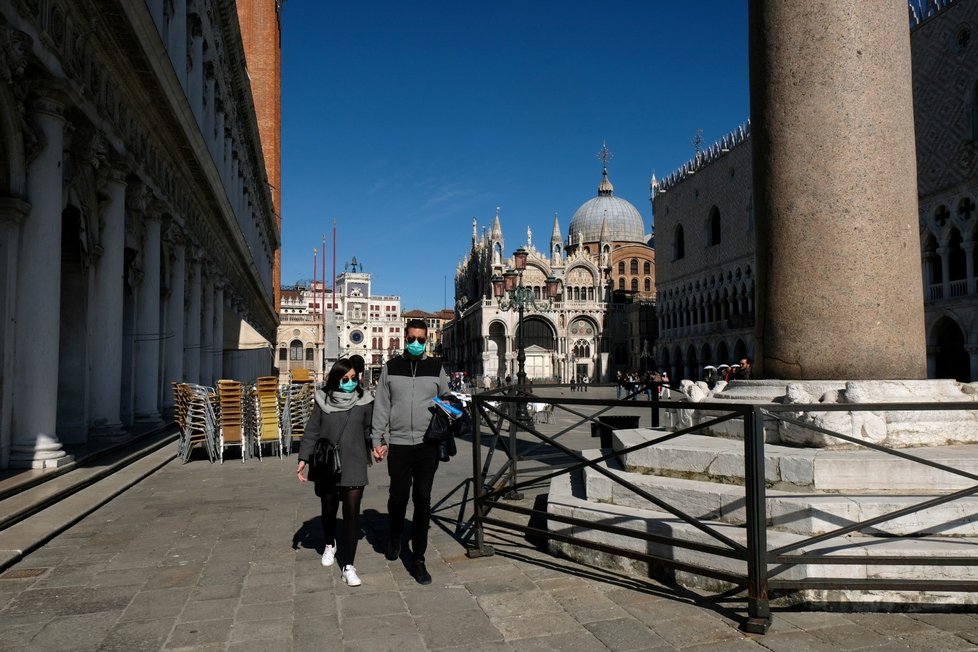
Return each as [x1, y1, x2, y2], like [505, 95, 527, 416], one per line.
[932, 317, 970, 382]
[515, 316, 557, 380]
[566, 317, 595, 381]
[487, 321, 506, 381]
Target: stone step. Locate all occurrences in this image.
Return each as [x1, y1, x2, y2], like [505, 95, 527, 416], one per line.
[614, 429, 978, 492]
[581, 449, 978, 536]
[547, 470, 978, 606]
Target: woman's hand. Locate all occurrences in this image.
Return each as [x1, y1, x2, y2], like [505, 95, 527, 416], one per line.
[372, 444, 388, 462]
[296, 460, 307, 483]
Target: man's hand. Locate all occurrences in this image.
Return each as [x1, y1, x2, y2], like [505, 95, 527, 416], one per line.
[372, 444, 388, 462]
[296, 460, 307, 483]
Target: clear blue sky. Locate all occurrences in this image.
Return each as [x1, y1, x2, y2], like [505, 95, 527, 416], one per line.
[280, 1, 749, 312]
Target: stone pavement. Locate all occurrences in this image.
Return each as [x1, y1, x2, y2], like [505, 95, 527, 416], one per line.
[3, 394, 978, 650]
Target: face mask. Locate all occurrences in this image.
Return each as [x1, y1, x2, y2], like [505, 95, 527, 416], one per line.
[339, 378, 358, 393]
[405, 341, 425, 357]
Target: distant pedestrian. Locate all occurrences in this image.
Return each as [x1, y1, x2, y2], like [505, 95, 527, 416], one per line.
[615, 370, 623, 400]
[570, 375, 577, 392]
[581, 374, 589, 392]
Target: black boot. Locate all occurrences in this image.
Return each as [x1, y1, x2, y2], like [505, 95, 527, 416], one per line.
[413, 558, 431, 585]
[385, 535, 401, 561]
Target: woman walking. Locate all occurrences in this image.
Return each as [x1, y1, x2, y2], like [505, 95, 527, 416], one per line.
[297, 359, 374, 586]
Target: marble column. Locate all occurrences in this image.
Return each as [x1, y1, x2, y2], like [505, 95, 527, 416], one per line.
[183, 256, 202, 384]
[188, 16, 204, 124]
[162, 236, 186, 416]
[0, 198, 31, 469]
[134, 213, 163, 425]
[167, 0, 187, 88]
[10, 96, 70, 467]
[89, 170, 128, 437]
[750, 0, 926, 380]
[938, 247, 951, 299]
[200, 268, 214, 387]
[964, 242, 976, 295]
[213, 284, 225, 381]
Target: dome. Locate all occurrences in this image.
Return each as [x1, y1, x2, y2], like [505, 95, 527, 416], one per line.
[568, 167, 646, 245]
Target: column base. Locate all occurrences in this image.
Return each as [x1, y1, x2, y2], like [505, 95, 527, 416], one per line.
[133, 413, 163, 432]
[9, 431, 73, 469]
[89, 422, 131, 444]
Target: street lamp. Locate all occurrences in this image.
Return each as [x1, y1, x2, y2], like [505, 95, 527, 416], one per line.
[491, 248, 559, 425]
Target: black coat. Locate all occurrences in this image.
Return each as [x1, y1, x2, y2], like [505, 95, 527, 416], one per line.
[299, 403, 373, 489]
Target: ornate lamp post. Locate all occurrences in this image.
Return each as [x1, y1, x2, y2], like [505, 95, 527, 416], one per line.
[491, 247, 559, 425]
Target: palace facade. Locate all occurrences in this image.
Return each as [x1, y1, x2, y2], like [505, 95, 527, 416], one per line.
[654, 0, 978, 382]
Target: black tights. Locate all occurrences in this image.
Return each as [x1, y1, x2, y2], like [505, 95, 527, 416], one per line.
[320, 486, 363, 566]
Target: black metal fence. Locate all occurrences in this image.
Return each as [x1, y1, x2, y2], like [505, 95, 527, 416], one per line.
[458, 384, 978, 633]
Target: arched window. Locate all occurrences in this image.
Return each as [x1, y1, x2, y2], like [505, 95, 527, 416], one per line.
[573, 340, 591, 358]
[631, 278, 639, 292]
[305, 347, 314, 361]
[618, 261, 625, 274]
[674, 225, 685, 260]
[707, 206, 721, 246]
[644, 261, 651, 274]
[630, 259, 639, 275]
[618, 277, 625, 290]
[644, 277, 651, 292]
[279, 348, 287, 361]
[290, 339, 303, 361]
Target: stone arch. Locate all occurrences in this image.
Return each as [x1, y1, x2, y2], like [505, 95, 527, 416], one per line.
[922, 231, 942, 286]
[673, 224, 685, 260]
[700, 342, 713, 367]
[716, 340, 730, 364]
[930, 315, 970, 381]
[734, 339, 748, 362]
[706, 205, 721, 246]
[684, 343, 697, 380]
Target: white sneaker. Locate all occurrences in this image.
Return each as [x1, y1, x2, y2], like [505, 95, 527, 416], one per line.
[321, 543, 336, 567]
[341, 565, 362, 587]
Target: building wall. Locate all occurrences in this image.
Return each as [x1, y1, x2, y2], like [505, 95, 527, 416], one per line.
[652, 130, 755, 379]
[0, 0, 276, 468]
[652, 0, 978, 383]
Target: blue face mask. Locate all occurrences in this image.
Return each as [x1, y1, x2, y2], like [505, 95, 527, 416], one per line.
[339, 378, 358, 393]
[405, 341, 425, 357]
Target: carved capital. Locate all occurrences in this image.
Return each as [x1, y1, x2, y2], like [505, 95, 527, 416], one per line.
[0, 196, 31, 224]
[125, 181, 155, 215]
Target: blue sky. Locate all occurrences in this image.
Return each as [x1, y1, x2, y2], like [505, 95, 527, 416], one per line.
[280, 1, 749, 312]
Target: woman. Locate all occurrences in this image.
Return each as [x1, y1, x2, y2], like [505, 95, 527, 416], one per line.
[297, 359, 374, 587]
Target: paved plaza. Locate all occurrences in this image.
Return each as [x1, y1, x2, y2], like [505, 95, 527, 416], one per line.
[3, 393, 978, 651]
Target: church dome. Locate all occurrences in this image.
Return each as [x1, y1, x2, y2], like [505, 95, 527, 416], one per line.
[568, 166, 646, 245]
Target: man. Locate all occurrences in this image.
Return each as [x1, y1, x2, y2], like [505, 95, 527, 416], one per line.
[371, 319, 449, 585]
[739, 357, 752, 380]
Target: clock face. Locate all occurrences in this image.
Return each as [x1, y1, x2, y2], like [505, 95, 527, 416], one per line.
[350, 330, 364, 344]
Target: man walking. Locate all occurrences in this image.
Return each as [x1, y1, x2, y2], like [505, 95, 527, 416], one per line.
[371, 319, 449, 584]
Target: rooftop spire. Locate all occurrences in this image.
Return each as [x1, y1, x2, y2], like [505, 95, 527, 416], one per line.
[597, 142, 614, 197]
[551, 212, 561, 243]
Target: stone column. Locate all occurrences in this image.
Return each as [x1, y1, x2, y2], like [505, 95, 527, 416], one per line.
[89, 170, 128, 437]
[213, 284, 225, 381]
[183, 255, 202, 384]
[188, 15, 204, 124]
[969, 346, 978, 383]
[162, 235, 186, 416]
[964, 242, 976, 295]
[750, 0, 926, 379]
[200, 268, 214, 387]
[10, 95, 70, 467]
[167, 0, 187, 88]
[134, 212, 163, 425]
[938, 247, 951, 299]
[0, 198, 30, 469]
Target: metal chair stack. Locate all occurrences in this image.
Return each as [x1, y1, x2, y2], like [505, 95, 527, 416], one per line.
[216, 379, 247, 463]
[281, 374, 315, 455]
[174, 383, 218, 463]
[252, 375, 281, 459]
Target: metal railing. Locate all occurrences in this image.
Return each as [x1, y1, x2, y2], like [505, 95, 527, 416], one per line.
[456, 387, 978, 633]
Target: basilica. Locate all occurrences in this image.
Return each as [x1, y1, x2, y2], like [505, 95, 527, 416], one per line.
[443, 158, 655, 384]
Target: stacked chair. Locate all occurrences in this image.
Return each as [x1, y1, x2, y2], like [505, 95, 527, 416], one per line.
[216, 380, 247, 463]
[172, 382, 218, 463]
[252, 375, 282, 459]
[281, 371, 315, 455]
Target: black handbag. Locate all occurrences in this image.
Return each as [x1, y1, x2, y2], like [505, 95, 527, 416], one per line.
[310, 438, 341, 483]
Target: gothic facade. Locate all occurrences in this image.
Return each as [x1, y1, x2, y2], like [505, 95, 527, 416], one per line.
[444, 163, 656, 384]
[0, 0, 279, 468]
